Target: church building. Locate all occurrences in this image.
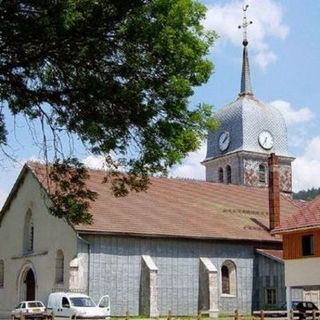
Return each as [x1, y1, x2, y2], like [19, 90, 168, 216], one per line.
[0, 8, 303, 319]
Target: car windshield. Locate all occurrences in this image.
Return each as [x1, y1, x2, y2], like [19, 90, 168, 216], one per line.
[27, 302, 44, 308]
[70, 297, 96, 307]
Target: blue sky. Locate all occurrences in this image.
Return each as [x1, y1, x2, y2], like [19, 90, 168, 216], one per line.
[1, 0, 320, 206]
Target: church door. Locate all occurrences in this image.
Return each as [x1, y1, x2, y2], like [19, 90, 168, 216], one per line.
[25, 269, 35, 301]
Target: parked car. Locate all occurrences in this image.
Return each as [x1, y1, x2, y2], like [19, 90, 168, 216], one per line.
[47, 292, 110, 319]
[295, 301, 318, 319]
[278, 301, 319, 319]
[263, 301, 318, 318]
[280, 300, 302, 311]
[11, 301, 52, 320]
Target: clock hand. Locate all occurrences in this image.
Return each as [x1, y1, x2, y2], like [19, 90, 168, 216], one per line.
[223, 134, 229, 143]
[264, 137, 267, 145]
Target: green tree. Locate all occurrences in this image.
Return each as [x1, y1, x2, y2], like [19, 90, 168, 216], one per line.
[293, 187, 320, 201]
[0, 0, 217, 223]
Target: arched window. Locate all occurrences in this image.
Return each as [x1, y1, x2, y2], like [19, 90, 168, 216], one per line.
[55, 250, 64, 284]
[259, 164, 266, 183]
[226, 165, 232, 184]
[23, 210, 34, 254]
[0, 260, 4, 287]
[221, 260, 237, 296]
[218, 168, 224, 183]
[221, 265, 229, 294]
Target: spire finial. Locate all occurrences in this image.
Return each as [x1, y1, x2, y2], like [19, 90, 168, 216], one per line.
[238, 4, 253, 46]
[238, 4, 253, 96]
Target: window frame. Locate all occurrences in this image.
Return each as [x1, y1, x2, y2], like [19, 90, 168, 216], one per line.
[259, 164, 266, 184]
[55, 250, 65, 284]
[302, 234, 314, 256]
[265, 288, 277, 306]
[221, 260, 237, 297]
[23, 209, 34, 254]
[221, 265, 230, 294]
[226, 165, 232, 184]
[218, 168, 224, 183]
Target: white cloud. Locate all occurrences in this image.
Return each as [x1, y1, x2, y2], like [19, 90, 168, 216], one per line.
[169, 143, 206, 179]
[254, 51, 277, 69]
[82, 155, 107, 170]
[269, 100, 313, 126]
[293, 136, 320, 191]
[204, 0, 289, 68]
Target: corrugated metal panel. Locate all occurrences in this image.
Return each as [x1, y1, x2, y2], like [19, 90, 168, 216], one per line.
[85, 235, 261, 316]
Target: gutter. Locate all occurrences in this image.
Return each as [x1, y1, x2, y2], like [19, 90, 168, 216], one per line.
[272, 224, 320, 235]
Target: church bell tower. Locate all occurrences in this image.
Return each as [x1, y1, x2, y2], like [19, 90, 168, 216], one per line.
[202, 5, 294, 194]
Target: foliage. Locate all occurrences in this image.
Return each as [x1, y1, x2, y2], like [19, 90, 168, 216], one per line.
[0, 0, 217, 223]
[293, 187, 320, 201]
[48, 158, 97, 224]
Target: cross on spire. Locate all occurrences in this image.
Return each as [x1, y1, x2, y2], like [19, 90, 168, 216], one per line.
[238, 4, 253, 96]
[238, 4, 253, 46]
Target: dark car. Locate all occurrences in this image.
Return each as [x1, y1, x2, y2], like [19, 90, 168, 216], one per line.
[265, 301, 318, 318]
[280, 301, 319, 319]
[281, 301, 301, 309]
[295, 301, 318, 319]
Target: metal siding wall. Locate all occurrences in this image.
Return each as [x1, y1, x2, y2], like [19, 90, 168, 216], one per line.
[85, 235, 259, 316]
[254, 254, 286, 310]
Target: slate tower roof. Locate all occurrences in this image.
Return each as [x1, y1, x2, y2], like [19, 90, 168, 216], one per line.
[205, 9, 291, 162]
[205, 96, 291, 160]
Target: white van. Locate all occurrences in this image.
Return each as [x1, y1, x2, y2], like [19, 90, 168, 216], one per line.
[47, 292, 110, 319]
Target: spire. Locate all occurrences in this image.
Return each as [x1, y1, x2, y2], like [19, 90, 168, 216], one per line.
[238, 5, 253, 97]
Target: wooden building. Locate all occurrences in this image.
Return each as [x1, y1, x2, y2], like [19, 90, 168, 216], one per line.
[273, 196, 320, 307]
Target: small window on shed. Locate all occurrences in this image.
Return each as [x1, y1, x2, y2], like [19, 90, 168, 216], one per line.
[219, 168, 224, 183]
[266, 288, 277, 305]
[259, 164, 266, 183]
[226, 165, 232, 184]
[0, 260, 4, 287]
[302, 235, 314, 256]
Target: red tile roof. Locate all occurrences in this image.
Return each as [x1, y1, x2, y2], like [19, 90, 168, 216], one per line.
[274, 195, 320, 233]
[256, 249, 283, 262]
[1, 162, 300, 242]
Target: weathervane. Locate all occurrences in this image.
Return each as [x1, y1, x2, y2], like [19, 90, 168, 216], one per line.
[238, 4, 253, 47]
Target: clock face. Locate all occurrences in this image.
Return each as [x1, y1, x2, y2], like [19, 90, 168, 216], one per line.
[258, 131, 274, 150]
[219, 131, 231, 151]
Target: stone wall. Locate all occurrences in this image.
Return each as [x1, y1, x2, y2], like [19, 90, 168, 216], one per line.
[205, 155, 242, 185]
[204, 151, 293, 193]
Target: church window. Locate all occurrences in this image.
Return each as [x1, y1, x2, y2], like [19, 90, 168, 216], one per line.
[221, 260, 237, 296]
[221, 266, 230, 294]
[23, 210, 34, 254]
[219, 168, 224, 183]
[259, 164, 266, 183]
[55, 250, 64, 284]
[265, 288, 277, 305]
[226, 165, 232, 184]
[0, 260, 4, 287]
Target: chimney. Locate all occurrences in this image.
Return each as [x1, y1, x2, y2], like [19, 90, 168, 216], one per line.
[268, 153, 280, 230]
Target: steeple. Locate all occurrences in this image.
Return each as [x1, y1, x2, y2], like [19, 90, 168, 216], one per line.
[238, 5, 253, 96]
